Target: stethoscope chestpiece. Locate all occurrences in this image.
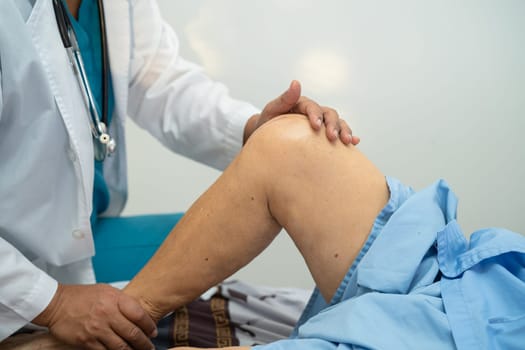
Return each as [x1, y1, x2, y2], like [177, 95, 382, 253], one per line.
[93, 135, 116, 162]
[94, 122, 116, 161]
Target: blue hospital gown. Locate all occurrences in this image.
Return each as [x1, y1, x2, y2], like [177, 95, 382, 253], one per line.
[255, 177, 525, 350]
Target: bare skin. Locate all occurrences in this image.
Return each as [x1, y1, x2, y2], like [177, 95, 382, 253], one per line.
[28, 86, 357, 349]
[124, 114, 389, 348]
[65, 0, 82, 19]
[18, 3, 360, 349]
[10, 115, 384, 350]
[0, 332, 75, 350]
[244, 81, 360, 145]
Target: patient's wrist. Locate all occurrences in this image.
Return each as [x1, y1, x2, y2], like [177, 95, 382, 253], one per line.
[123, 284, 169, 323]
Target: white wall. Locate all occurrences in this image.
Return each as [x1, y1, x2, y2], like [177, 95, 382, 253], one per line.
[123, 0, 525, 289]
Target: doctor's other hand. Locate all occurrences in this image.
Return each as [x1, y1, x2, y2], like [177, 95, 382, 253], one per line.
[243, 80, 360, 145]
[32, 284, 157, 350]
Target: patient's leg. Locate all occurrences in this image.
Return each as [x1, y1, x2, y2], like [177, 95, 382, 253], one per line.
[125, 114, 388, 322]
[0, 332, 75, 350]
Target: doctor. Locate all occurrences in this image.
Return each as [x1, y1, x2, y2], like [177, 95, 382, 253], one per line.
[0, 0, 357, 349]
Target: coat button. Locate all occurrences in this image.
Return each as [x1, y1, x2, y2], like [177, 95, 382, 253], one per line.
[72, 230, 85, 240]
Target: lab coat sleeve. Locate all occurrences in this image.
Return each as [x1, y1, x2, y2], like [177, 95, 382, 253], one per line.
[0, 237, 58, 340]
[127, 0, 259, 171]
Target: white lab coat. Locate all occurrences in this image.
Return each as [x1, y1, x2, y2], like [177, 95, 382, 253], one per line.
[0, 0, 258, 338]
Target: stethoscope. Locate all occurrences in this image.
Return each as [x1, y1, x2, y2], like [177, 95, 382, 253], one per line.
[52, 0, 116, 161]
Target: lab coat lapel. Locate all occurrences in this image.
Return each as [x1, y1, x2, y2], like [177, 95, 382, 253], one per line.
[27, 0, 94, 209]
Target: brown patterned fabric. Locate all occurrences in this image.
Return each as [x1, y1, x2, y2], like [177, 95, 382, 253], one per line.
[151, 281, 309, 349]
[153, 294, 239, 349]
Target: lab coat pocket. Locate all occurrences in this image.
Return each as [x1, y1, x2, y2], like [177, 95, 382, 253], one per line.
[487, 314, 525, 350]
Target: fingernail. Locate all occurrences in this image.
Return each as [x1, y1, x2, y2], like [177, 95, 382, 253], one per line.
[151, 329, 158, 338]
[316, 117, 322, 127]
[333, 129, 339, 138]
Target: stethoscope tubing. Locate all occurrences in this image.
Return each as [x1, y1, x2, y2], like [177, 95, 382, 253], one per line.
[97, 0, 109, 138]
[52, 0, 115, 160]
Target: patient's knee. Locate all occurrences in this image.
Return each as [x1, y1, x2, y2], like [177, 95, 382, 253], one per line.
[241, 113, 383, 185]
[245, 114, 326, 154]
[241, 113, 353, 175]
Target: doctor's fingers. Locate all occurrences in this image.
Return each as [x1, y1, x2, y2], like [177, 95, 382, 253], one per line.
[70, 314, 153, 350]
[261, 80, 302, 118]
[292, 100, 354, 145]
[109, 313, 156, 350]
[339, 119, 359, 145]
[77, 328, 135, 350]
[72, 314, 154, 350]
[67, 285, 155, 350]
[111, 294, 157, 350]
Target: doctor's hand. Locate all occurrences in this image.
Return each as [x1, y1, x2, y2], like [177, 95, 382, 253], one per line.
[32, 284, 157, 350]
[243, 80, 360, 145]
